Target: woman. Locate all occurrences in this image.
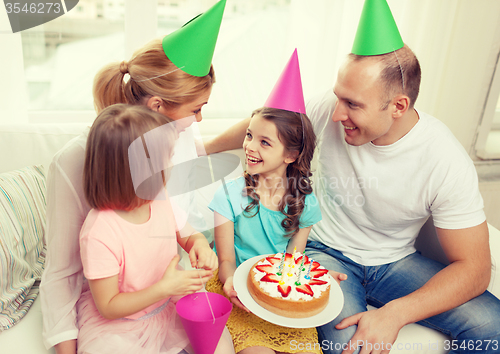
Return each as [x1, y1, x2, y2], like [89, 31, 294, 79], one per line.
[40, 2, 243, 353]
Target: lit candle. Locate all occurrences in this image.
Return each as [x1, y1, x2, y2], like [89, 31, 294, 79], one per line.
[304, 258, 313, 280]
[279, 270, 286, 285]
[291, 247, 297, 264]
[296, 253, 306, 283]
[277, 250, 286, 275]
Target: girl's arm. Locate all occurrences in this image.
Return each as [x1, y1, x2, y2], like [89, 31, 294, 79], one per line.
[287, 226, 347, 285]
[286, 226, 312, 253]
[214, 212, 248, 311]
[88, 254, 212, 320]
[177, 222, 218, 271]
[214, 212, 236, 284]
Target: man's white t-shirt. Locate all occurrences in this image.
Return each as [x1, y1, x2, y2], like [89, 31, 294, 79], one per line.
[307, 90, 486, 266]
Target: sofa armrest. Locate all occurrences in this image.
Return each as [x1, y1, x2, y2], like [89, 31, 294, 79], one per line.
[415, 218, 500, 299]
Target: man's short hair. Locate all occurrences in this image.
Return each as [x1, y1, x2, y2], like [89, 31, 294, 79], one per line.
[349, 44, 421, 110]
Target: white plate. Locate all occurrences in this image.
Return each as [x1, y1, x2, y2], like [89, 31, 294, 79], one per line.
[233, 254, 344, 328]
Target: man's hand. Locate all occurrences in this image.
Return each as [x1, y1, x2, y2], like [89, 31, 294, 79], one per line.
[329, 270, 348, 285]
[336, 306, 404, 354]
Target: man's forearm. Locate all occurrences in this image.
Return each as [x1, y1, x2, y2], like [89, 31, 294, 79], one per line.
[386, 257, 491, 327]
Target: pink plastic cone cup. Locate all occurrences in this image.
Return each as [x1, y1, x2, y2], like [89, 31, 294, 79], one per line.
[176, 292, 232, 354]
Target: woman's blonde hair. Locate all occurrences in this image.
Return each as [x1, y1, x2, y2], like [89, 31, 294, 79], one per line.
[93, 38, 215, 113]
[84, 104, 177, 211]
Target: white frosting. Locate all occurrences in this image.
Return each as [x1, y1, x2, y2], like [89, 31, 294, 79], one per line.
[252, 252, 331, 301]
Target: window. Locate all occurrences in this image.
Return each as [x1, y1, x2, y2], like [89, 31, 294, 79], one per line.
[22, 0, 124, 115]
[475, 50, 500, 160]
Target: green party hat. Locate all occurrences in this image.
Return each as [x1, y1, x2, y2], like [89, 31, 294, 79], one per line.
[162, 0, 226, 77]
[352, 0, 404, 56]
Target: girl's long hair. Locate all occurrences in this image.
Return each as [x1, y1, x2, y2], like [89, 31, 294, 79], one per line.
[244, 107, 316, 236]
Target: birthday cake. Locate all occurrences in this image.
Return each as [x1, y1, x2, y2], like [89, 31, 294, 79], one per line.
[247, 251, 331, 318]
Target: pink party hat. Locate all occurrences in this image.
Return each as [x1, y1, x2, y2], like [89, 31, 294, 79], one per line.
[264, 49, 306, 114]
[176, 292, 232, 354]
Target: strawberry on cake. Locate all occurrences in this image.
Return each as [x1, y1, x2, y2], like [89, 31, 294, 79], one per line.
[247, 251, 331, 318]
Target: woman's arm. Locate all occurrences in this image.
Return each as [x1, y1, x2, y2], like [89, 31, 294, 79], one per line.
[202, 117, 251, 155]
[40, 141, 88, 352]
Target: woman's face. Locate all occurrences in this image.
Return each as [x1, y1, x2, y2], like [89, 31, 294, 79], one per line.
[159, 88, 212, 132]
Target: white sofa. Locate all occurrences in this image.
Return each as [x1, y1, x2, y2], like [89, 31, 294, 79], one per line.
[0, 122, 499, 354]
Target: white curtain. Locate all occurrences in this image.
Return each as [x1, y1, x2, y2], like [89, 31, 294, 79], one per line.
[0, 10, 29, 124]
[8, 0, 500, 153]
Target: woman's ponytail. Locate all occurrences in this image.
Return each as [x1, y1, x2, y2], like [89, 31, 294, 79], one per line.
[93, 62, 128, 113]
[92, 38, 215, 114]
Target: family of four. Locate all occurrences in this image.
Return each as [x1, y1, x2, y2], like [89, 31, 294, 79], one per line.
[40, 0, 500, 354]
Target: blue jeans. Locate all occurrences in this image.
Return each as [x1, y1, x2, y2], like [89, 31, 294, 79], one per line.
[306, 241, 500, 354]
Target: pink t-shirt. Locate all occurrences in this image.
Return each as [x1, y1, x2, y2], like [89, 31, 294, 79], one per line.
[80, 199, 186, 320]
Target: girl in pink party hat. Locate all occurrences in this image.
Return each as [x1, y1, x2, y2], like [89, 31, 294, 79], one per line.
[206, 49, 346, 354]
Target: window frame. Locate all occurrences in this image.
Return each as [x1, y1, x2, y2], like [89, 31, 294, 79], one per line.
[474, 48, 500, 160]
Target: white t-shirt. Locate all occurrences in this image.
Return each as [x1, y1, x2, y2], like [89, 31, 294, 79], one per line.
[307, 90, 486, 266]
[40, 124, 203, 349]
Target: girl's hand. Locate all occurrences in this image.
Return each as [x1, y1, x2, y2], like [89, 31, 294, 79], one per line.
[188, 239, 218, 271]
[158, 255, 213, 297]
[223, 276, 249, 312]
[328, 270, 348, 285]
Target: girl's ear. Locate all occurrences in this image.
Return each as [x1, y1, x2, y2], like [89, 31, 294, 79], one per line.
[284, 150, 299, 164]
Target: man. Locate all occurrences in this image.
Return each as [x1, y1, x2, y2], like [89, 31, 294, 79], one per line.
[303, 1, 500, 353]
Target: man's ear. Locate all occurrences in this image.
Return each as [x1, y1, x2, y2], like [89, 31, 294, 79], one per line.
[284, 150, 299, 164]
[392, 95, 410, 119]
[146, 96, 164, 112]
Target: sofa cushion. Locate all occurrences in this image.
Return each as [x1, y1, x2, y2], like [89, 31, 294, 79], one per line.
[0, 165, 46, 331]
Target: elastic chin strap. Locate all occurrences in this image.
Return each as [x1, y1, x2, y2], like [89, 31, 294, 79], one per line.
[393, 50, 405, 90]
[133, 66, 185, 83]
[299, 113, 306, 151]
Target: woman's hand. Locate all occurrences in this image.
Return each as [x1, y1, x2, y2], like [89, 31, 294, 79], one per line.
[158, 255, 213, 297]
[223, 276, 249, 312]
[328, 270, 348, 285]
[188, 238, 218, 271]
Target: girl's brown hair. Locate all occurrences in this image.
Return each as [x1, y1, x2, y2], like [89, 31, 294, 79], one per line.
[93, 38, 215, 113]
[83, 104, 176, 211]
[244, 107, 317, 236]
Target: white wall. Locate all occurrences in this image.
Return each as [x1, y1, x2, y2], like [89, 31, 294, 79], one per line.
[0, 10, 29, 124]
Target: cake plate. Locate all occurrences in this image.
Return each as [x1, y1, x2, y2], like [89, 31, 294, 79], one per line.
[233, 254, 344, 328]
